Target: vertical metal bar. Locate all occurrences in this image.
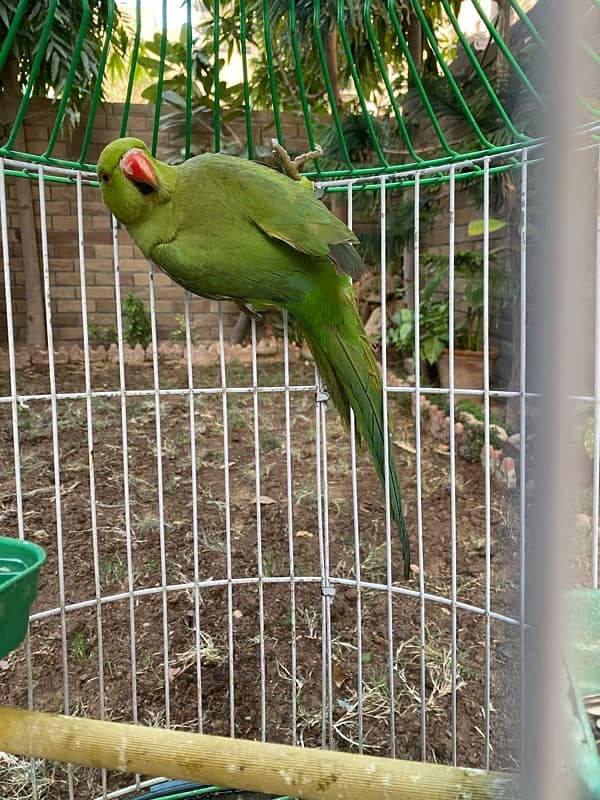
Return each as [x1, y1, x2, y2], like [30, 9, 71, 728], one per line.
[0, 161, 37, 799]
[147, 262, 171, 727]
[348, 183, 364, 752]
[213, 0, 221, 151]
[380, 175, 397, 757]
[482, 157, 492, 769]
[519, 150, 528, 768]
[413, 172, 427, 761]
[184, 0, 193, 161]
[151, 0, 169, 156]
[76, 174, 107, 796]
[592, 141, 600, 587]
[38, 166, 74, 798]
[112, 215, 139, 743]
[251, 316, 267, 740]
[314, 372, 328, 748]
[183, 291, 204, 732]
[448, 166, 458, 766]
[217, 303, 235, 736]
[282, 310, 298, 745]
[319, 385, 334, 748]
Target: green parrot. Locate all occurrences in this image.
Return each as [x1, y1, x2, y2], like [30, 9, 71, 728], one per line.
[97, 137, 410, 578]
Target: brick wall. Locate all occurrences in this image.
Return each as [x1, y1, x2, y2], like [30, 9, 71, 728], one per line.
[1, 100, 517, 389]
[0, 101, 316, 346]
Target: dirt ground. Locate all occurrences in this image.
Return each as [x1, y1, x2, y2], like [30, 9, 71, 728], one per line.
[0, 358, 521, 799]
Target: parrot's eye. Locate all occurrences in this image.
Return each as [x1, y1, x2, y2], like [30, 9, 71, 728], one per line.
[100, 173, 111, 184]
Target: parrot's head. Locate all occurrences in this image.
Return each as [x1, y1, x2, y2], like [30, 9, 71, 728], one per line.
[97, 138, 175, 225]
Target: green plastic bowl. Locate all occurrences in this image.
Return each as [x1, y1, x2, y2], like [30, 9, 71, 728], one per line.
[0, 536, 46, 658]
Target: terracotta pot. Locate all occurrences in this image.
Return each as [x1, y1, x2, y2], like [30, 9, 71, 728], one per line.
[437, 348, 498, 401]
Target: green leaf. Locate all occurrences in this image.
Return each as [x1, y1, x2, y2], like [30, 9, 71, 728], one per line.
[421, 336, 446, 366]
[467, 218, 507, 237]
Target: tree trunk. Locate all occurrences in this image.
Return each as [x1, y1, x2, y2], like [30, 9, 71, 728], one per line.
[402, 243, 414, 311]
[1, 56, 46, 346]
[324, 30, 347, 224]
[504, 194, 521, 429]
[325, 29, 342, 112]
[495, 0, 511, 91]
[407, 13, 423, 78]
[230, 311, 251, 345]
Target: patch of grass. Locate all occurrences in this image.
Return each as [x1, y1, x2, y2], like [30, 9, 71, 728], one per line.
[262, 548, 276, 577]
[395, 626, 460, 714]
[168, 630, 228, 674]
[261, 430, 281, 452]
[0, 752, 58, 799]
[357, 542, 389, 584]
[227, 397, 249, 431]
[70, 626, 92, 661]
[100, 552, 127, 587]
[137, 515, 162, 533]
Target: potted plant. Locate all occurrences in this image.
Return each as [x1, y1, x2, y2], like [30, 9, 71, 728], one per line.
[388, 251, 515, 396]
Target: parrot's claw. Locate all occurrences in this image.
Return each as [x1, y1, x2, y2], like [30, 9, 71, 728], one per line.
[236, 301, 262, 320]
[270, 140, 323, 183]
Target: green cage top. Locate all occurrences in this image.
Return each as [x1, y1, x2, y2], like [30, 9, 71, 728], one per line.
[0, 0, 597, 183]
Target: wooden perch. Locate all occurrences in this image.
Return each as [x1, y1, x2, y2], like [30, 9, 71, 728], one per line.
[0, 706, 517, 800]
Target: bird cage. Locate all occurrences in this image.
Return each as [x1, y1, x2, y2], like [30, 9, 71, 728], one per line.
[0, 1, 599, 799]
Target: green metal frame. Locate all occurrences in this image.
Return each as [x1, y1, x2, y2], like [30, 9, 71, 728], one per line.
[0, 0, 597, 184]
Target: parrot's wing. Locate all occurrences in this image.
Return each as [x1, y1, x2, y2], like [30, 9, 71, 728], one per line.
[199, 155, 368, 279]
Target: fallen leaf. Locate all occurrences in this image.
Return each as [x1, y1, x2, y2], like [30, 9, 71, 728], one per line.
[0, 659, 10, 671]
[395, 440, 416, 454]
[434, 444, 450, 455]
[260, 495, 276, 505]
[232, 609, 243, 620]
[168, 666, 182, 683]
[333, 662, 348, 688]
[296, 530, 314, 538]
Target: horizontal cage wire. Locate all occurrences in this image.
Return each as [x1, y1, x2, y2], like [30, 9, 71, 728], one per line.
[0, 143, 541, 800]
[0, 0, 597, 180]
[0, 1, 599, 800]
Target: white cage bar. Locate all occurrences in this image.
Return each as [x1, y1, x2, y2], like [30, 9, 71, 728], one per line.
[2, 133, 596, 799]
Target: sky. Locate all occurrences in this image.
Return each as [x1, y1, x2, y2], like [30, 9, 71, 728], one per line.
[119, 0, 502, 40]
[118, 0, 197, 39]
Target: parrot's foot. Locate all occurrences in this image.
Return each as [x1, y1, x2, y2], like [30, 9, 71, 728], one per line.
[270, 140, 323, 182]
[236, 301, 262, 320]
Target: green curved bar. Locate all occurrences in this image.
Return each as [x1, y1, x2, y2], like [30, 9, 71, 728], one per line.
[363, 0, 422, 164]
[312, 0, 353, 169]
[262, 0, 284, 145]
[239, 0, 255, 159]
[4, 0, 58, 151]
[440, 0, 537, 144]
[120, 0, 143, 137]
[45, 0, 91, 158]
[150, 0, 169, 156]
[0, 0, 29, 73]
[336, 0, 388, 166]
[288, 1, 320, 169]
[409, 0, 493, 150]
[508, 0, 545, 49]
[387, 0, 459, 158]
[78, 0, 117, 164]
[469, 0, 543, 107]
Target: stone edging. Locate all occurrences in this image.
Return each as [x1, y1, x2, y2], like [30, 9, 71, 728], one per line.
[0, 342, 518, 489]
[386, 372, 518, 490]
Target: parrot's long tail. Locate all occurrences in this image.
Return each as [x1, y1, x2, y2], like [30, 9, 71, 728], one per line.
[295, 291, 411, 579]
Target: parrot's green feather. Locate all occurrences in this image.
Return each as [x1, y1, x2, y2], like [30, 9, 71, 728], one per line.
[296, 293, 409, 576]
[97, 137, 410, 578]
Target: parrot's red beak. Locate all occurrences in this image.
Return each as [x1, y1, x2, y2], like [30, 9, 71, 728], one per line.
[120, 148, 159, 192]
